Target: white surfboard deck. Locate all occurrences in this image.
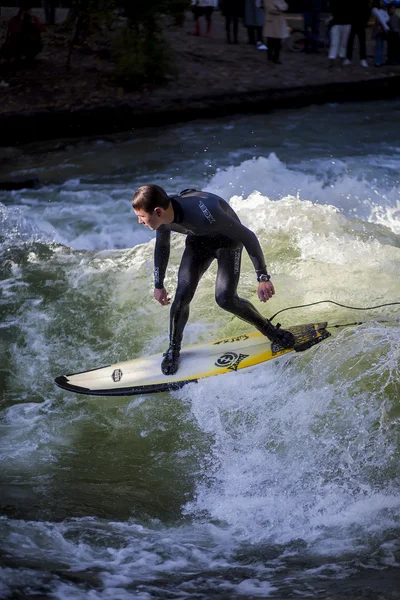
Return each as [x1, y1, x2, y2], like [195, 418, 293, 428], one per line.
[55, 322, 330, 396]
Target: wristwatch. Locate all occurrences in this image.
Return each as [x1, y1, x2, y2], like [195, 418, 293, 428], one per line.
[257, 273, 271, 283]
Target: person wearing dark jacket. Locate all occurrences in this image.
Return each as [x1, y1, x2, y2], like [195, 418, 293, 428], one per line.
[220, 0, 244, 43]
[244, 0, 265, 46]
[303, 0, 323, 53]
[0, 3, 44, 62]
[132, 185, 295, 375]
[387, 2, 400, 64]
[344, 0, 371, 66]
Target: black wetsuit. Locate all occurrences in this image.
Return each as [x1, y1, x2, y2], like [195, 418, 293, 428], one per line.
[155, 190, 280, 358]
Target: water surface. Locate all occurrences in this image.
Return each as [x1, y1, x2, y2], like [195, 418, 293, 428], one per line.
[1, 100, 400, 599]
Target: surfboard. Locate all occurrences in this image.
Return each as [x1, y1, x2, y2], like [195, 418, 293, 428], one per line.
[55, 322, 331, 397]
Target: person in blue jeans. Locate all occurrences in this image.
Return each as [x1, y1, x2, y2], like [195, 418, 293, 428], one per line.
[303, 0, 323, 53]
[371, 0, 390, 66]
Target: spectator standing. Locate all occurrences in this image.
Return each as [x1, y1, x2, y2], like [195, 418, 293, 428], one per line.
[220, 0, 244, 43]
[262, 0, 289, 64]
[328, 0, 351, 66]
[387, 2, 400, 64]
[244, 0, 265, 47]
[344, 0, 371, 67]
[303, 0, 323, 53]
[191, 0, 218, 36]
[371, 0, 390, 67]
[0, 3, 44, 63]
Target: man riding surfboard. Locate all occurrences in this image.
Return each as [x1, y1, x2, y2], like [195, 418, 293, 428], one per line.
[132, 184, 295, 375]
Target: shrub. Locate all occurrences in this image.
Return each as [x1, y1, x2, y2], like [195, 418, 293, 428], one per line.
[113, 22, 176, 90]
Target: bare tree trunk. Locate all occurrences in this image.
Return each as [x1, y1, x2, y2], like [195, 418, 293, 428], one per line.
[66, 15, 80, 70]
[43, 0, 56, 25]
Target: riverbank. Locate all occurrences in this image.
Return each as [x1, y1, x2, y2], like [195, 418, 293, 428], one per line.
[1, 7, 400, 146]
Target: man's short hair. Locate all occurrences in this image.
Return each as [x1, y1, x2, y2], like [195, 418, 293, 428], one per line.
[132, 184, 170, 212]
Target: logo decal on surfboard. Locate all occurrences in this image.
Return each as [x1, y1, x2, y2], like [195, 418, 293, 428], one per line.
[213, 335, 249, 345]
[215, 352, 249, 371]
[112, 368, 123, 382]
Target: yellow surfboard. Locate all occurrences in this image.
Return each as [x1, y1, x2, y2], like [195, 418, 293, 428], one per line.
[55, 322, 330, 397]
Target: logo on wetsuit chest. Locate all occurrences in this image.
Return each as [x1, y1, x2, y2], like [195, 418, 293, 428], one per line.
[199, 201, 216, 224]
[215, 352, 249, 371]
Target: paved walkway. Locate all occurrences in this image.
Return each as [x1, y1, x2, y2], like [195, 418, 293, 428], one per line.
[0, 7, 399, 144]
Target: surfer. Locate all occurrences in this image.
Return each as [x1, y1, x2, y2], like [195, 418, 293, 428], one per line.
[132, 185, 295, 375]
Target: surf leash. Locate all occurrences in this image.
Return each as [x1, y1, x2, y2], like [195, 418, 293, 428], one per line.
[269, 300, 400, 328]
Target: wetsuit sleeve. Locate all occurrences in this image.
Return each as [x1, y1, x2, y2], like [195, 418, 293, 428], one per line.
[154, 226, 171, 289]
[214, 212, 268, 277]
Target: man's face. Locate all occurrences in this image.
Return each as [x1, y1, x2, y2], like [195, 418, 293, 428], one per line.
[133, 207, 162, 230]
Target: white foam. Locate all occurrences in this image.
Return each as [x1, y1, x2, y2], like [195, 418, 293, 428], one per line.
[180, 323, 400, 555]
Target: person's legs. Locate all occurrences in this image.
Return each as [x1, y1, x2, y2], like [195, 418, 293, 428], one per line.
[1, 38, 22, 62]
[274, 39, 282, 62]
[267, 37, 274, 60]
[328, 24, 340, 60]
[339, 24, 351, 58]
[387, 31, 394, 63]
[22, 40, 42, 62]
[346, 24, 356, 61]
[162, 238, 214, 375]
[0, 43, 13, 61]
[268, 38, 279, 62]
[394, 33, 400, 64]
[247, 25, 255, 44]
[215, 245, 295, 346]
[375, 33, 384, 66]
[269, 38, 280, 62]
[358, 24, 366, 60]
[205, 7, 213, 35]
[387, 31, 399, 64]
[303, 11, 313, 52]
[311, 10, 321, 52]
[233, 14, 239, 43]
[225, 14, 231, 43]
[193, 6, 201, 35]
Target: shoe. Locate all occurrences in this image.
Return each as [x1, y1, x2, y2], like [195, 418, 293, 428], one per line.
[360, 59, 368, 67]
[257, 42, 268, 51]
[343, 59, 351, 65]
[262, 321, 295, 349]
[161, 345, 180, 375]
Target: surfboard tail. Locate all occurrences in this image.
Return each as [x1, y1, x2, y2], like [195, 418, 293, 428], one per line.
[291, 322, 331, 352]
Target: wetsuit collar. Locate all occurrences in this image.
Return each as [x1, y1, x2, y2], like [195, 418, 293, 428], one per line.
[171, 198, 184, 224]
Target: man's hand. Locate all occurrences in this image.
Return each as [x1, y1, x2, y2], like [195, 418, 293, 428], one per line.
[257, 280, 275, 302]
[154, 287, 170, 306]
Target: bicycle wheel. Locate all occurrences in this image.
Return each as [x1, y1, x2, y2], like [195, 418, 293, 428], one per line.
[287, 28, 306, 52]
